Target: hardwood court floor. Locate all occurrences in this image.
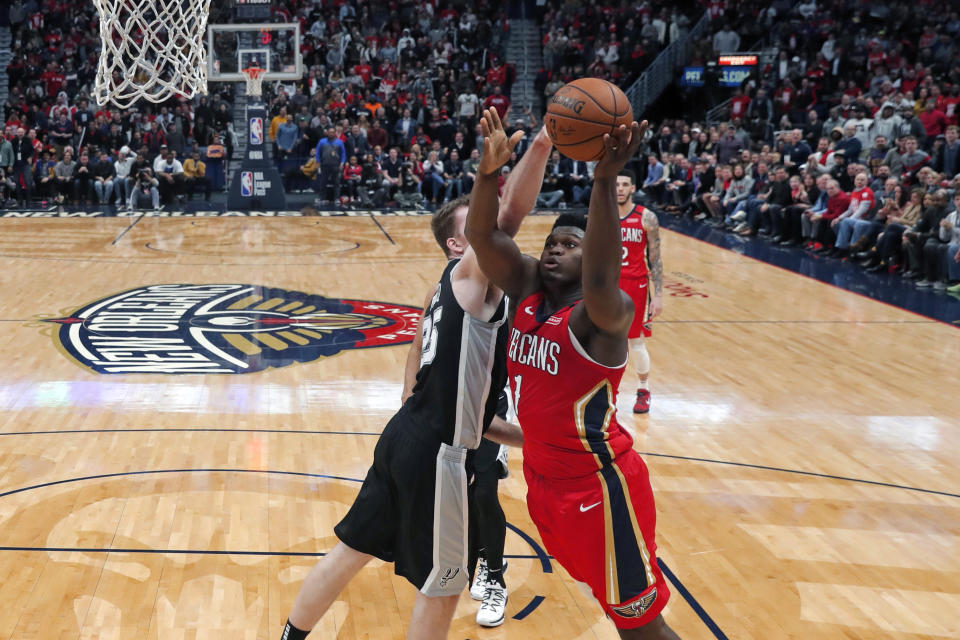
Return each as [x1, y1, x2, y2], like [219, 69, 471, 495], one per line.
[0, 214, 957, 640]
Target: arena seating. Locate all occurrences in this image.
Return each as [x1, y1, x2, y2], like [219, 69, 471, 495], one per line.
[1, 0, 510, 208]
[637, 0, 960, 291]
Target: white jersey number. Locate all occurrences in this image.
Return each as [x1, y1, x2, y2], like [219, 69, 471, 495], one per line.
[419, 306, 443, 368]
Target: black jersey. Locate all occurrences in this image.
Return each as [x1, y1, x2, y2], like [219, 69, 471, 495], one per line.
[404, 259, 509, 449]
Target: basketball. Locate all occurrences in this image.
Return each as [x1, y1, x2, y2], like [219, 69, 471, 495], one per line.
[545, 78, 634, 162]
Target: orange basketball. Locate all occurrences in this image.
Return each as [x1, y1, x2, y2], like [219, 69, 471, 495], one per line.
[545, 78, 634, 162]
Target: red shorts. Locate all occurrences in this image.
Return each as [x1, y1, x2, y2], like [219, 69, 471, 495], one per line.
[523, 451, 669, 629]
[621, 276, 652, 339]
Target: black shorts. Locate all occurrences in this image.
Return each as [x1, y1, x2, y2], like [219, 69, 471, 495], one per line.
[335, 412, 470, 597]
[468, 390, 510, 478]
[471, 437, 508, 478]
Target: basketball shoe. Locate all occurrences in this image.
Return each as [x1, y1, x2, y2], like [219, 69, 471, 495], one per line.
[634, 389, 651, 413]
[477, 582, 508, 627]
[470, 558, 488, 600]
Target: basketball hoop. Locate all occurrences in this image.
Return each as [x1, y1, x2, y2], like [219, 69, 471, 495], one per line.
[242, 67, 266, 98]
[92, 0, 212, 108]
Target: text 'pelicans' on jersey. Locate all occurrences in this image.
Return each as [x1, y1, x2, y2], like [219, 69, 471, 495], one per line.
[507, 327, 560, 376]
[622, 226, 645, 243]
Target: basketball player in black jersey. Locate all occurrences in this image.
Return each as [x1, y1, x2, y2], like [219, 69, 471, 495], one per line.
[280, 125, 552, 640]
[401, 195, 527, 628]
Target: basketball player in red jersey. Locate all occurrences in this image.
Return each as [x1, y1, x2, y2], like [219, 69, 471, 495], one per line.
[467, 108, 681, 638]
[616, 171, 663, 413]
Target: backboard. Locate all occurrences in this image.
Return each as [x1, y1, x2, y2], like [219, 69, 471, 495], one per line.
[207, 23, 302, 82]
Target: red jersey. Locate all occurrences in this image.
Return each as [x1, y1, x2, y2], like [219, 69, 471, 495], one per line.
[508, 293, 634, 480]
[619, 204, 649, 280]
[944, 97, 960, 124]
[483, 94, 510, 120]
[849, 186, 875, 217]
[730, 94, 750, 119]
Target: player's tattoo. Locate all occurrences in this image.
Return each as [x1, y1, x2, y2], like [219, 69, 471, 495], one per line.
[644, 210, 663, 296]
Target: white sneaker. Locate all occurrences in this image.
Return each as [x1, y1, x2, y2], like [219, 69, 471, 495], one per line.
[476, 581, 507, 627]
[470, 559, 488, 600]
[731, 210, 747, 221]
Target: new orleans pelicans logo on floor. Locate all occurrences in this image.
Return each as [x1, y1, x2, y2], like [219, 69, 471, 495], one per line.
[47, 284, 421, 374]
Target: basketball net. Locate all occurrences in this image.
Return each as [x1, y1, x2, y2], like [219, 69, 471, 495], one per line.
[92, 0, 212, 108]
[242, 67, 266, 98]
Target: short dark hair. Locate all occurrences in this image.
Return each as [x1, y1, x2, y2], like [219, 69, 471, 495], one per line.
[618, 169, 637, 185]
[431, 194, 471, 258]
[551, 212, 588, 233]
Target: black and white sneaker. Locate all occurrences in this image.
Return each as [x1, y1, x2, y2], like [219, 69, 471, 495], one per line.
[470, 558, 488, 601]
[476, 582, 507, 627]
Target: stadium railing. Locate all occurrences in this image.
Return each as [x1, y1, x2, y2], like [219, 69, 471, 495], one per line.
[624, 11, 710, 118]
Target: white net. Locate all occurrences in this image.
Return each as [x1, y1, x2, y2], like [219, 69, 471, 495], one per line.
[93, 0, 212, 109]
[242, 68, 265, 98]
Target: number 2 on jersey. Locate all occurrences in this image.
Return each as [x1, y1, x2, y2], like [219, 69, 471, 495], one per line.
[621, 246, 629, 266]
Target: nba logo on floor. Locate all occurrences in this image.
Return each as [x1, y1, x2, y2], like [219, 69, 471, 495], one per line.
[250, 117, 263, 144]
[241, 171, 254, 197]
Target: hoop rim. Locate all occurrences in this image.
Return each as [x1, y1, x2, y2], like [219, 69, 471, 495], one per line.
[241, 67, 266, 79]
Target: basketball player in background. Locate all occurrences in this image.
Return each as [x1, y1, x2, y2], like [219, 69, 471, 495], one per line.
[467, 109, 681, 638]
[616, 170, 663, 413]
[279, 121, 550, 640]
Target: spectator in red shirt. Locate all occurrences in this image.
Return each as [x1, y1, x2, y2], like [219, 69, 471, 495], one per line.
[901, 67, 921, 95]
[365, 119, 388, 151]
[730, 86, 750, 121]
[943, 86, 960, 125]
[918, 99, 949, 143]
[482, 85, 510, 121]
[342, 155, 363, 202]
[810, 179, 852, 250]
[353, 62, 373, 85]
[831, 171, 876, 256]
[40, 62, 65, 98]
[486, 59, 508, 89]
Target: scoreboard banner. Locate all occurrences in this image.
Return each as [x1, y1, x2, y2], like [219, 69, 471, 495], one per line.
[680, 67, 705, 87]
[233, 0, 272, 20]
[718, 66, 752, 87]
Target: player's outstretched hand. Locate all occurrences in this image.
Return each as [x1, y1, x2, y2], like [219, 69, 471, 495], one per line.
[594, 120, 648, 180]
[478, 108, 525, 177]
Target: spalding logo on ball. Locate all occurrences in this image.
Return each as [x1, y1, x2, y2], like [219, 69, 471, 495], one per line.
[545, 78, 633, 162]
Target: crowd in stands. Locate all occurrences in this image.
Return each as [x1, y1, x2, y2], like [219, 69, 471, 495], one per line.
[1, 0, 516, 208]
[627, 0, 960, 292]
[1, 0, 243, 208]
[255, 0, 522, 207]
[535, 0, 701, 101]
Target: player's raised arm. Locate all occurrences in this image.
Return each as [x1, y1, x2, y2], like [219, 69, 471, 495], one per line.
[581, 121, 647, 333]
[464, 108, 541, 300]
[497, 125, 553, 236]
[456, 118, 552, 297]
